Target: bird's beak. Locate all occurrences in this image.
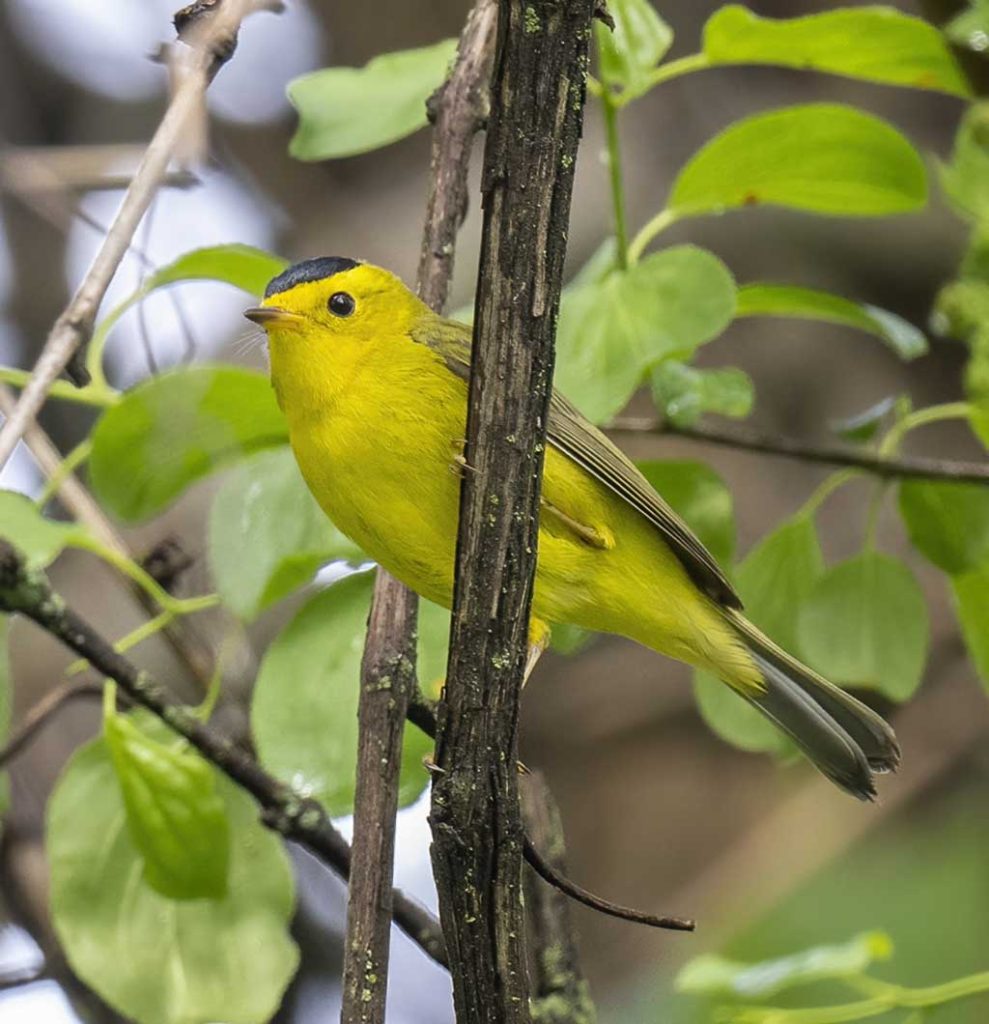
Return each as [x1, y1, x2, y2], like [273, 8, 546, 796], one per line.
[243, 306, 303, 326]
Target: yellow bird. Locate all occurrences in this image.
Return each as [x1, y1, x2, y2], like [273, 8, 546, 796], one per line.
[246, 256, 899, 799]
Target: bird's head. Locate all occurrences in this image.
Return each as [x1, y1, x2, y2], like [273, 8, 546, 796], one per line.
[246, 256, 429, 414]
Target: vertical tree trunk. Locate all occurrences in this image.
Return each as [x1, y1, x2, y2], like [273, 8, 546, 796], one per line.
[429, 1, 596, 1021]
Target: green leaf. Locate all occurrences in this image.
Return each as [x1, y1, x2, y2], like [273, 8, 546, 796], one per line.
[555, 245, 736, 423]
[669, 104, 927, 219]
[90, 366, 287, 522]
[676, 930, 893, 999]
[946, 2, 989, 57]
[252, 573, 439, 816]
[831, 396, 899, 444]
[940, 104, 989, 223]
[288, 39, 458, 160]
[898, 480, 989, 574]
[0, 490, 89, 568]
[703, 6, 969, 97]
[736, 283, 927, 360]
[595, 0, 672, 94]
[209, 447, 363, 620]
[951, 566, 989, 692]
[103, 699, 230, 900]
[48, 717, 298, 1024]
[692, 515, 823, 755]
[636, 460, 735, 565]
[797, 552, 928, 701]
[651, 361, 754, 428]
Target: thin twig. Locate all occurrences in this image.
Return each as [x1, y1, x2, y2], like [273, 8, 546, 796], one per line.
[0, 0, 273, 465]
[0, 681, 103, 767]
[0, 540, 448, 968]
[609, 417, 989, 485]
[342, 4, 497, 1020]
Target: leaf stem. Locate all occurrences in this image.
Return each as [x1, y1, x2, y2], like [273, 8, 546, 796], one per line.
[627, 207, 679, 264]
[636, 52, 710, 96]
[879, 401, 972, 459]
[602, 91, 629, 269]
[36, 439, 93, 508]
[797, 468, 861, 519]
[0, 368, 118, 408]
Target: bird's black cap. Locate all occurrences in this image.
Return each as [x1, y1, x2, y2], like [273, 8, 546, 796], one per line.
[264, 257, 361, 299]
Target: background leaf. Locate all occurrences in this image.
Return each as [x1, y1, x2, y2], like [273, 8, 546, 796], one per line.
[288, 39, 457, 160]
[669, 104, 927, 219]
[940, 103, 989, 223]
[736, 283, 927, 360]
[898, 480, 989, 574]
[595, 0, 672, 95]
[90, 367, 287, 522]
[104, 701, 230, 901]
[703, 6, 969, 97]
[252, 573, 437, 816]
[636, 460, 735, 565]
[209, 447, 363, 620]
[554, 245, 736, 423]
[141, 244, 287, 295]
[676, 930, 893, 999]
[651, 361, 754, 427]
[797, 552, 928, 701]
[692, 515, 822, 755]
[831, 396, 900, 444]
[0, 490, 90, 568]
[48, 719, 298, 1024]
[951, 567, 989, 692]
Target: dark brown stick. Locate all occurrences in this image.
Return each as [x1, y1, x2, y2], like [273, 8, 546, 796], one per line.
[429, 2, 595, 1021]
[0, 540, 447, 969]
[520, 774, 596, 1024]
[0, 680, 102, 767]
[341, 4, 498, 1020]
[609, 417, 989, 485]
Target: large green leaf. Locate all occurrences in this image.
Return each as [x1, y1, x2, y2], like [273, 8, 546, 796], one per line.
[636, 460, 735, 565]
[288, 39, 458, 160]
[209, 447, 363, 620]
[898, 480, 989, 574]
[951, 566, 989, 693]
[104, 699, 230, 901]
[651, 361, 754, 427]
[90, 366, 287, 522]
[554, 245, 736, 423]
[736, 284, 927, 360]
[252, 573, 441, 817]
[703, 7, 969, 97]
[797, 552, 928, 701]
[693, 515, 824, 755]
[48, 718, 298, 1024]
[0, 490, 90, 568]
[676, 931, 893, 999]
[669, 104, 927, 219]
[595, 0, 672, 96]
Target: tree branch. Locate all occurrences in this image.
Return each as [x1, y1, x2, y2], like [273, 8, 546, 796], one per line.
[429, 2, 595, 1021]
[0, 0, 275, 466]
[609, 417, 989, 485]
[0, 680, 102, 768]
[520, 774, 595, 1024]
[0, 540, 448, 969]
[341, 5, 498, 1021]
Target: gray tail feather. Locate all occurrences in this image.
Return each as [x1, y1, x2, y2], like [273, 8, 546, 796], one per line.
[729, 615, 900, 800]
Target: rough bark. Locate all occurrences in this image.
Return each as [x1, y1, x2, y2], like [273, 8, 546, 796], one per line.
[428, 2, 596, 1021]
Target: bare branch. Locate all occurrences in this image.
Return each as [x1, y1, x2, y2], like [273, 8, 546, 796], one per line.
[342, 4, 497, 1020]
[0, 0, 275, 466]
[0, 680, 103, 768]
[609, 417, 989, 485]
[429, 2, 595, 1020]
[0, 540, 448, 968]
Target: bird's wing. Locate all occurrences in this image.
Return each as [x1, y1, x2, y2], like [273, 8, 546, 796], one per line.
[411, 317, 741, 609]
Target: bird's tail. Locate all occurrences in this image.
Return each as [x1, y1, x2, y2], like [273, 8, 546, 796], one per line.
[726, 610, 900, 800]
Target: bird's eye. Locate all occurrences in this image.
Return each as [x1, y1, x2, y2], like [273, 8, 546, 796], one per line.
[328, 292, 356, 317]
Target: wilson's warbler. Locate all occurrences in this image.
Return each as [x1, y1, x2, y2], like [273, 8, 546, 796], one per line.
[245, 256, 899, 799]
